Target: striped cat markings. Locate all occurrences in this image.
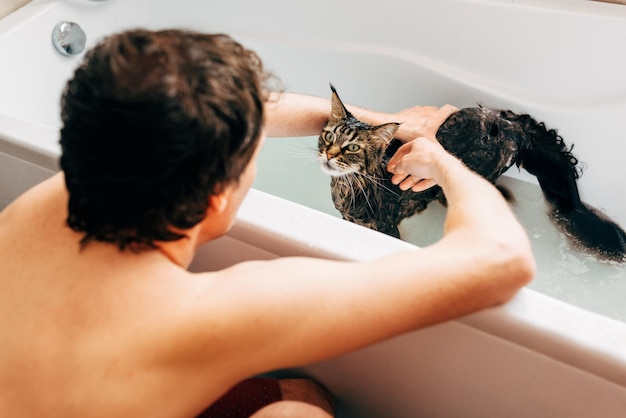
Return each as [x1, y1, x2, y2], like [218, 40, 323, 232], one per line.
[318, 85, 626, 263]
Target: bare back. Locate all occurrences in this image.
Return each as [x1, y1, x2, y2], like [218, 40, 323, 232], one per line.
[0, 174, 237, 417]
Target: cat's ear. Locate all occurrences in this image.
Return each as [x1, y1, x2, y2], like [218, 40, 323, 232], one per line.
[373, 122, 400, 144]
[329, 83, 352, 123]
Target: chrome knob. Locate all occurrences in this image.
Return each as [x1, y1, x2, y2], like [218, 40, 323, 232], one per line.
[51, 22, 86, 56]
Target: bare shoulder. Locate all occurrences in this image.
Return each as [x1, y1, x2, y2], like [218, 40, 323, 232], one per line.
[0, 173, 64, 227]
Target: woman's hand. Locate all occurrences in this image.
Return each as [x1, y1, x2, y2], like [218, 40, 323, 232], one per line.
[386, 104, 458, 192]
[387, 136, 458, 192]
[394, 104, 457, 142]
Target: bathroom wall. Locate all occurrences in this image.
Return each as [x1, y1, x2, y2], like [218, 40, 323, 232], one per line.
[0, 0, 31, 20]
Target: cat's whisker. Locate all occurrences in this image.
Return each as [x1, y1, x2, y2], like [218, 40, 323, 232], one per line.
[267, 149, 311, 164]
[281, 158, 314, 173]
[267, 139, 316, 155]
[301, 144, 320, 153]
[350, 173, 376, 216]
[359, 173, 402, 197]
[343, 173, 360, 211]
[270, 145, 321, 172]
[343, 174, 357, 210]
[302, 160, 325, 174]
[278, 148, 317, 161]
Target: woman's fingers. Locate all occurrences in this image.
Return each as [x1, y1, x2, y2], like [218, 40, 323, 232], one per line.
[388, 137, 442, 192]
[410, 179, 437, 192]
[392, 172, 437, 192]
[390, 172, 409, 185]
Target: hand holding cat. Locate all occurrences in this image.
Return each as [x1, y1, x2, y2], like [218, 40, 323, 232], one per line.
[389, 102, 458, 191]
[387, 136, 458, 192]
[393, 104, 458, 142]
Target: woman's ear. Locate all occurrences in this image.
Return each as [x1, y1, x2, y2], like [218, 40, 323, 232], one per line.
[207, 189, 230, 214]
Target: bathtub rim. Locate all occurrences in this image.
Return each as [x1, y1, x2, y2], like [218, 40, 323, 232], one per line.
[0, 114, 59, 170]
[231, 188, 626, 388]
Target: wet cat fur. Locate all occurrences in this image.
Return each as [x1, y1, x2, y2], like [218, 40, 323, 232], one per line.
[318, 85, 626, 262]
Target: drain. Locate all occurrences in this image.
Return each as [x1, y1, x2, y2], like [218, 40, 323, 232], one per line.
[51, 22, 86, 56]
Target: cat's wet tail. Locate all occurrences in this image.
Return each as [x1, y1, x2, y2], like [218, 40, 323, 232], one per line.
[507, 111, 626, 262]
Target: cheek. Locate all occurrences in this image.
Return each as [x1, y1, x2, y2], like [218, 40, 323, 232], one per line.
[249, 161, 258, 182]
[242, 162, 257, 189]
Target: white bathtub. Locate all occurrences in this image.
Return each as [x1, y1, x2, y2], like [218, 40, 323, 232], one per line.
[1, 0, 626, 416]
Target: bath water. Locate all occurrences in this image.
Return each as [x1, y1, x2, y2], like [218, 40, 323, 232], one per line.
[254, 136, 626, 323]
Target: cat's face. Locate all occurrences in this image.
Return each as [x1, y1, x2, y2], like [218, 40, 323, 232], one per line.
[317, 85, 399, 177]
[318, 126, 368, 176]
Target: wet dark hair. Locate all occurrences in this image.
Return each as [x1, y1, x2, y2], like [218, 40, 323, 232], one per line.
[60, 29, 273, 250]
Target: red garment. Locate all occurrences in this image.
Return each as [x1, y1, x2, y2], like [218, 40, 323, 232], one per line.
[198, 378, 283, 418]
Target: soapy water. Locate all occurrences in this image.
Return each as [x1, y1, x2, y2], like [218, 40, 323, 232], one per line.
[254, 136, 626, 323]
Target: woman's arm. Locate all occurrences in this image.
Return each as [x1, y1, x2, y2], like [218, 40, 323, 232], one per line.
[188, 137, 534, 378]
[264, 92, 457, 141]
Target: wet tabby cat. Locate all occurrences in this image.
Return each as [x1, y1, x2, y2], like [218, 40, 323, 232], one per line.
[318, 85, 626, 262]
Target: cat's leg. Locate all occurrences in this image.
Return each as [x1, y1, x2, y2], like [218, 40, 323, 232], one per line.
[342, 214, 401, 239]
[372, 220, 401, 239]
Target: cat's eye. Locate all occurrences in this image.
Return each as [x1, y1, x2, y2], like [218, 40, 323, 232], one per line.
[323, 131, 335, 143]
[347, 144, 360, 152]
